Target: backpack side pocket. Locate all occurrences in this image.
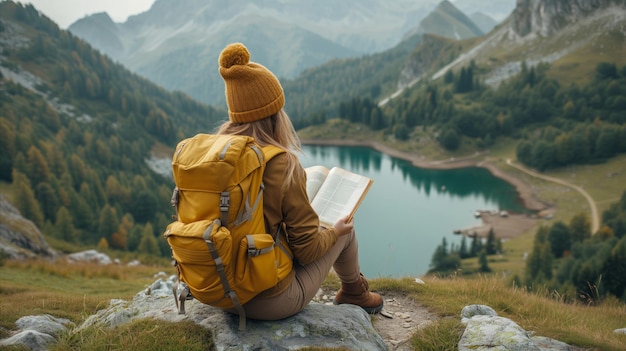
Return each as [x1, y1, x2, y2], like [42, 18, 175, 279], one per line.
[235, 233, 279, 295]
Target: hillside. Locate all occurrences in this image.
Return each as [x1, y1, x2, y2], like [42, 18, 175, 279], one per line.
[0, 1, 224, 258]
[427, 0, 626, 87]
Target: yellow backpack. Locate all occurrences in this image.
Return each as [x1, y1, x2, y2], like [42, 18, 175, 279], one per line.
[163, 134, 293, 330]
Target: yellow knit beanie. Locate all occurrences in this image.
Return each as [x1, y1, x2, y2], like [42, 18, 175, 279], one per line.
[218, 42, 285, 123]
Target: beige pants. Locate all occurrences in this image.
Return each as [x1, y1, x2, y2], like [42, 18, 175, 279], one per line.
[237, 230, 361, 320]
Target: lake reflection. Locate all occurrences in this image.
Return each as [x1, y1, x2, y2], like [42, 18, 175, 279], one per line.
[300, 145, 525, 277]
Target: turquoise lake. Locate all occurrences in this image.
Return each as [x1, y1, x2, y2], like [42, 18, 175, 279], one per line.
[300, 145, 527, 278]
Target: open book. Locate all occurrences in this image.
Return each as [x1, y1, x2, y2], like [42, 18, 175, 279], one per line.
[305, 165, 373, 228]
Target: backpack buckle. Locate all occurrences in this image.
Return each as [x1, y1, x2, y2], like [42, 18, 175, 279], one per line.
[220, 192, 230, 212]
[247, 248, 262, 257]
[174, 281, 193, 315]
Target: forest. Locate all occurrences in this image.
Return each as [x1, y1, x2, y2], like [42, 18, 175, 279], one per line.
[1, 2, 225, 258]
[429, 192, 626, 303]
[299, 60, 626, 171]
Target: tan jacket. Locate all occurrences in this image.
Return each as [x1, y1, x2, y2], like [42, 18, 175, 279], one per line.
[258, 152, 338, 297]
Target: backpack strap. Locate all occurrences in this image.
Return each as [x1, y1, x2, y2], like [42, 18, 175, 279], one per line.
[262, 145, 285, 162]
[262, 145, 293, 261]
[202, 219, 247, 331]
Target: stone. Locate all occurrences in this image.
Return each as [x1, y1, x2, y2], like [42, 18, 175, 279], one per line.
[15, 314, 73, 337]
[74, 276, 388, 351]
[461, 304, 498, 323]
[458, 314, 540, 351]
[66, 249, 112, 265]
[0, 329, 56, 351]
[0, 195, 56, 260]
[459, 305, 583, 351]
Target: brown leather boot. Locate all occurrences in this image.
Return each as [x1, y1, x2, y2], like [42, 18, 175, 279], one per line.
[333, 273, 383, 314]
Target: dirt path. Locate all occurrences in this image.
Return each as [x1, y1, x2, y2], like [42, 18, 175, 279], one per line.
[505, 159, 600, 233]
[315, 286, 437, 351]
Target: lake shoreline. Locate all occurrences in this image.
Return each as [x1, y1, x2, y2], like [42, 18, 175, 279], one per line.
[302, 139, 548, 238]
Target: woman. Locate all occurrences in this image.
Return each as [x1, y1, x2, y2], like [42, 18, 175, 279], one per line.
[216, 42, 383, 320]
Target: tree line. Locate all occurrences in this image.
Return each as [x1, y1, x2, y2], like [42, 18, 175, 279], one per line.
[522, 191, 626, 303]
[426, 192, 626, 303]
[294, 57, 626, 171]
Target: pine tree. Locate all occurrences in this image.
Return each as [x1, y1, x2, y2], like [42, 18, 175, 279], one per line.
[54, 206, 78, 242]
[479, 249, 491, 273]
[469, 233, 482, 257]
[539, 242, 553, 280]
[548, 221, 572, 258]
[98, 205, 120, 247]
[569, 213, 591, 242]
[26, 146, 51, 186]
[138, 222, 159, 255]
[12, 171, 44, 228]
[459, 235, 469, 259]
[525, 239, 543, 284]
[486, 228, 497, 255]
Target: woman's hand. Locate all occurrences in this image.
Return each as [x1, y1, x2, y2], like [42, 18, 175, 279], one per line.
[333, 215, 354, 236]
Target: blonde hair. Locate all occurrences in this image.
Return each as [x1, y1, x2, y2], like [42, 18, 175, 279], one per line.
[215, 109, 303, 186]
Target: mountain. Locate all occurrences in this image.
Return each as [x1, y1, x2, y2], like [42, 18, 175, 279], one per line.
[67, 0, 443, 105]
[403, 0, 485, 40]
[282, 0, 488, 121]
[280, 0, 625, 126]
[405, 0, 626, 89]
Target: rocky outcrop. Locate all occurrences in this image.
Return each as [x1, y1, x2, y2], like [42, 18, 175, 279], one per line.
[459, 305, 581, 351]
[0, 195, 56, 260]
[76, 275, 388, 351]
[511, 0, 623, 37]
[0, 314, 73, 351]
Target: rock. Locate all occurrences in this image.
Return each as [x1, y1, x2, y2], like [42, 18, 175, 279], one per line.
[15, 314, 73, 337]
[75, 276, 388, 351]
[614, 328, 626, 335]
[459, 314, 540, 351]
[461, 304, 498, 322]
[0, 195, 56, 260]
[459, 304, 582, 351]
[0, 329, 56, 351]
[0, 314, 74, 350]
[532, 336, 577, 351]
[66, 249, 112, 265]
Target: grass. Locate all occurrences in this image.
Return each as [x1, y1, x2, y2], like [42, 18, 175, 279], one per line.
[3, 259, 625, 350]
[51, 319, 214, 351]
[0, 259, 173, 334]
[371, 276, 626, 351]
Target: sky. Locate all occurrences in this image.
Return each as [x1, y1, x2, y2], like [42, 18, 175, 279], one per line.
[21, 0, 515, 30]
[21, 0, 156, 29]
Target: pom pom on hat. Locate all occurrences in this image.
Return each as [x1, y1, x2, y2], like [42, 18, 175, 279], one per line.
[219, 43, 250, 69]
[218, 42, 285, 123]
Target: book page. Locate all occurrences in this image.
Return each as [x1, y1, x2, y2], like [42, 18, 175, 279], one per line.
[305, 165, 329, 201]
[310, 167, 372, 227]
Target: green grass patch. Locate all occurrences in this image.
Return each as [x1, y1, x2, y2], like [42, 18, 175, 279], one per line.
[410, 317, 464, 351]
[51, 319, 214, 351]
[0, 259, 171, 331]
[374, 276, 626, 351]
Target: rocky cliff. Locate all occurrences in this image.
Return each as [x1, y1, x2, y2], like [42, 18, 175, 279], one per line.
[512, 0, 625, 37]
[0, 195, 56, 260]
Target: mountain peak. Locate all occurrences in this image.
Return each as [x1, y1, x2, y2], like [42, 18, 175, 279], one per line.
[511, 0, 624, 37]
